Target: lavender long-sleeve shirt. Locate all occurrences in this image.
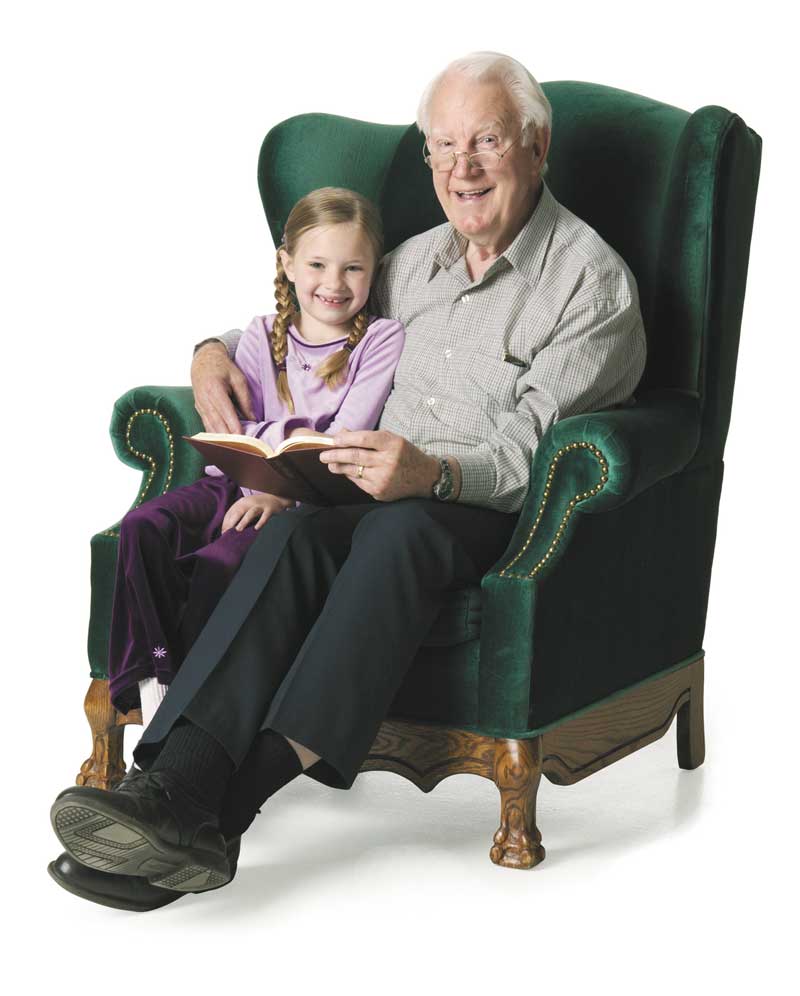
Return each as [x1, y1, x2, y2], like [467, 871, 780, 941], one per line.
[204, 313, 406, 492]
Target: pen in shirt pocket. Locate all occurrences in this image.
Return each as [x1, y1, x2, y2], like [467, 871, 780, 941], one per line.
[502, 349, 528, 368]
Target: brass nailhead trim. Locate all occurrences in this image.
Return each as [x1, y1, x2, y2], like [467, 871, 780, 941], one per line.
[499, 442, 609, 580]
[100, 407, 175, 538]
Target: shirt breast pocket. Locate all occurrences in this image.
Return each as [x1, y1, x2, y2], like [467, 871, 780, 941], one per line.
[458, 345, 528, 413]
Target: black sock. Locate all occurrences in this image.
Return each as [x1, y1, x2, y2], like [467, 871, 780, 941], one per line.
[150, 719, 235, 813]
[218, 729, 303, 838]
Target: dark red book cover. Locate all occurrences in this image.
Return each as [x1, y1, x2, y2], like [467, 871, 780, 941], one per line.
[183, 436, 375, 505]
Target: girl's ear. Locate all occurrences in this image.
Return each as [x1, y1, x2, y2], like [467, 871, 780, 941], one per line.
[279, 248, 294, 282]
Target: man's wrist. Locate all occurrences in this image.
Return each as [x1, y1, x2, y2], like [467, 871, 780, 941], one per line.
[428, 455, 462, 501]
[423, 455, 442, 498]
[445, 456, 463, 501]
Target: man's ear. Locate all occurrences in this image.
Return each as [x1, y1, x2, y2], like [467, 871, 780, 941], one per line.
[533, 126, 551, 173]
[279, 248, 294, 282]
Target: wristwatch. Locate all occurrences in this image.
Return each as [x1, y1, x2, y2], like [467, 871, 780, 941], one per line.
[432, 457, 455, 502]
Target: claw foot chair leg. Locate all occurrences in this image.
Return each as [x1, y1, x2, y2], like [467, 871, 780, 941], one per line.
[490, 736, 546, 870]
[76, 678, 127, 790]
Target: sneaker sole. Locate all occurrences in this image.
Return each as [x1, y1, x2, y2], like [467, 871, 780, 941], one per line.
[50, 795, 230, 893]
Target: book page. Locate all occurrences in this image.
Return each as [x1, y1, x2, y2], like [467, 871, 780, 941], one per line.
[190, 433, 275, 459]
[274, 434, 337, 456]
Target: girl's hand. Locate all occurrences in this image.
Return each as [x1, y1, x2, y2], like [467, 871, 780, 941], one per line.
[222, 493, 293, 533]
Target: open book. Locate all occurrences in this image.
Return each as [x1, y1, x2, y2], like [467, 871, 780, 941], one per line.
[183, 432, 376, 505]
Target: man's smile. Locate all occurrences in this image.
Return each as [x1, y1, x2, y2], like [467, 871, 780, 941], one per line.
[452, 186, 494, 201]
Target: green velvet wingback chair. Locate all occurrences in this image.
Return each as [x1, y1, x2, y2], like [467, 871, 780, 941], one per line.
[77, 82, 761, 870]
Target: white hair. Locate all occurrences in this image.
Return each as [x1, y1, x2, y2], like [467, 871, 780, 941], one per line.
[416, 51, 552, 172]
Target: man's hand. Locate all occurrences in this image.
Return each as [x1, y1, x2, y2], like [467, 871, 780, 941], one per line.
[191, 342, 256, 434]
[319, 429, 440, 502]
[222, 493, 293, 533]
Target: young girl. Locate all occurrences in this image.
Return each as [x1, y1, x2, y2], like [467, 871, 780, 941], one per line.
[108, 186, 405, 724]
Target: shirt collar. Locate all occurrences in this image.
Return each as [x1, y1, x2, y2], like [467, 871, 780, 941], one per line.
[428, 179, 558, 288]
[430, 226, 467, 277]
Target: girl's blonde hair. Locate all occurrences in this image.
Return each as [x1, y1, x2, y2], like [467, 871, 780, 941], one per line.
[272, 186, 383, 414]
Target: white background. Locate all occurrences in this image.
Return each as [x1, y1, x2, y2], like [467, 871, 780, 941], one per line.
[2, 0, 796, 991]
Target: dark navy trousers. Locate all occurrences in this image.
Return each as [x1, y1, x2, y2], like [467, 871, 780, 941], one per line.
[133, 498, 518, 790]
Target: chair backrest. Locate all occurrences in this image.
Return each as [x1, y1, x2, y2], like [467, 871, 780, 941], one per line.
[257, 81, 762, 467]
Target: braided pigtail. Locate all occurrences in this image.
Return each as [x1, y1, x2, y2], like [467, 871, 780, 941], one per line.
[272, 246, 296, 415]
[275, 186, 383, 413]
[314, 306, 370, 388]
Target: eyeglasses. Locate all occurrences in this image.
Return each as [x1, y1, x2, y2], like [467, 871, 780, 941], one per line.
[422, 133, 522, 173]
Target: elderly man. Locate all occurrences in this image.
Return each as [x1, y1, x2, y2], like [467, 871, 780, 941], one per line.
[50, 51, 645, 909]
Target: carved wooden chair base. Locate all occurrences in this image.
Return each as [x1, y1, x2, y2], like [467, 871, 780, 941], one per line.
[76, 658, 704, 869]
[76, 678, 141, 791]
[360, 657, 705, 869]
[359, 720, 546, 869]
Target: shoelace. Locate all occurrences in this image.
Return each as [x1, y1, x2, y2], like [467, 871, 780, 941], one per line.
[118, 770, 177, 805]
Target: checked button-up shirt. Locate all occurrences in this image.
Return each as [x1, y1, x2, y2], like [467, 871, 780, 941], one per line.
[369, 180, 646, 513]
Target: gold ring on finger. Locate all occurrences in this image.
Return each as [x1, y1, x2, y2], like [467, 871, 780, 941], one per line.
[357, 464, 365, 479]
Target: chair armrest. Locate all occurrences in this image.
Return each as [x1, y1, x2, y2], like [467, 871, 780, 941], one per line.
[475, 389, 702, 734]
[87, 387, 204, 681]
[108, 385, 205, 521]
[490, 389, 701, 582]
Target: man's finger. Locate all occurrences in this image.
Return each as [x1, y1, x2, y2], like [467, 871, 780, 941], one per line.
[199, 402, 228, 435]
[195, 387, 230, 434]
[331, 429, 381, 449]
[320, 447, 374, 466]
[209, 384, 244, 435]
[323, 459, 383, 499]
[326, 461, 354, 477]
[325, 461, 378, 494]
[230, 368, 256, 421]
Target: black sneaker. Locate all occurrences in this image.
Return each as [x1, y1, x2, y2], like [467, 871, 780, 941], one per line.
[47, 835, 242, 911]
[50, 769, 230, 892]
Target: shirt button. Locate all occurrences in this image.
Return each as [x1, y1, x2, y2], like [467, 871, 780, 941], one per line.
[444, 349, 452, 359]
[427, 397, 435, 406]
[461, 294, 470, 303]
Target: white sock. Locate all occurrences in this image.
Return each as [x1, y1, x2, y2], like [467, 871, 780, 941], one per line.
[138, 676, 169, 731]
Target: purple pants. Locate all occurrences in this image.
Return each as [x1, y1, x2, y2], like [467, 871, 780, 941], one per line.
[108, 474, 260, 713]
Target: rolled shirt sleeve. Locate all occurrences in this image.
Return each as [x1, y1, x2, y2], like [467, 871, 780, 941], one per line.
[218, 329, 242, 359]
[193, 329, 243, 358]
